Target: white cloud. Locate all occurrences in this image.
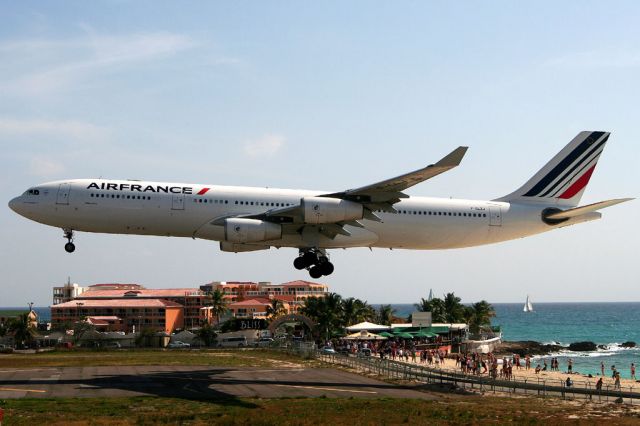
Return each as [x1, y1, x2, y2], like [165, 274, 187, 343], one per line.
[0, 117, 107, 142]
[243, 134, 286, 158]
[0, 32, 197, 95]
[28, 157, 66, 178]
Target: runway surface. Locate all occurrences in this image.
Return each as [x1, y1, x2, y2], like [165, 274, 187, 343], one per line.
[0, 366, 436, 400]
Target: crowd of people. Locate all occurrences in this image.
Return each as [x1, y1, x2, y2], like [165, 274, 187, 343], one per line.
[332, 338, 639, 392]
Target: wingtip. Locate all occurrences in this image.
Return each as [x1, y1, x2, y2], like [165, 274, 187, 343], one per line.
[437, 146, 468, 167]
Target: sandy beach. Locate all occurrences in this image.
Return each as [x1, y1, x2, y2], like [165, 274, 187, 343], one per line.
[395, 355, 640, 393]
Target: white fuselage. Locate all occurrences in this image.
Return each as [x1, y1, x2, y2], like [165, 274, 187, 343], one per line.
[8, 178, 596, 251]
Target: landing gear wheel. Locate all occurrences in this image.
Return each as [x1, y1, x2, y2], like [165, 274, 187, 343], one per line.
[63, 228, 75, 253]
[309, 266, 323, 279]
[320, 261, 334, 276]
[293, 257, 307, 270]
[302, 251, 316, 265]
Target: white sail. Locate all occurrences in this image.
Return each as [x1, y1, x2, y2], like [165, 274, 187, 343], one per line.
[523, 295, 533, 312]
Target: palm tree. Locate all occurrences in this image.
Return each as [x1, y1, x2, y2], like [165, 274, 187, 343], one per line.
[8, 313, 37, 349]
[415, 297, 446, 322]
[443, 292, 465, 323]
[467, 300, 496, 333]
[194, 324, 217, 347]
[72, 320, 95, 344]
[205, 289, 229, 326]
[266, 299, 287, 321]
[376, 304, 396, 326]
[342, 298, 375, 326]
[300, 293, 343, 340]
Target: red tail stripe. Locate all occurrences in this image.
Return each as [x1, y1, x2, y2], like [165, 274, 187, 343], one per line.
[197, 188, 210, 195]
[558, 165, 596, 199]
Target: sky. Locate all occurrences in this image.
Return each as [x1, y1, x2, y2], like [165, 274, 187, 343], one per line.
[0, 2, 638, 307]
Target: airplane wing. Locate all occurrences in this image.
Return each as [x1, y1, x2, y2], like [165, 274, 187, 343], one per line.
[321, 146, 468, 211]
[220, 146, 468, 239]
[544, 198, 633, 220]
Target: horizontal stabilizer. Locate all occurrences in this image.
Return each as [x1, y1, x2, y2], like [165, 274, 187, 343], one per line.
[544, 198, 633, 220]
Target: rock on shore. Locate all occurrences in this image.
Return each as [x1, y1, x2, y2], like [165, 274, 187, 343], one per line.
[495, 341, 563, 356]
[568, 341, 597, 351]
[621, 341, 636, 348]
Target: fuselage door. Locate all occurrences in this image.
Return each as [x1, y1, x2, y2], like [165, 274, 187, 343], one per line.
[56, 183, 71, 205]
[172, 194, 185, 210]
[489, 206, 502, 226]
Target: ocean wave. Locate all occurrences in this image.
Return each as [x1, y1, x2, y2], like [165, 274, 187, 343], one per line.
[531, 343, 640, 359]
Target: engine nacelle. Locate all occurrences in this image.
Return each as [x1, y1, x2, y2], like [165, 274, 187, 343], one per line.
[224, 218, 282, 243]
[301, 196, 364, 224]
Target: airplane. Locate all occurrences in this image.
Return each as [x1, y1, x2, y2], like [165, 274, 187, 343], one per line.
[8, 131, 632, 279]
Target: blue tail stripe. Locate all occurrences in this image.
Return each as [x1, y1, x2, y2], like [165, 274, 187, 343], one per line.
[523, 132, 606, 197]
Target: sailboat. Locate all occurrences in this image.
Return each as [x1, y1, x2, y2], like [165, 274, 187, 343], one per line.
[523, 295, 533, 313]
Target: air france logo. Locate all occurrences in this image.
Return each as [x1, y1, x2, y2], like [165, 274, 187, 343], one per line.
[87, 182, 196, 194]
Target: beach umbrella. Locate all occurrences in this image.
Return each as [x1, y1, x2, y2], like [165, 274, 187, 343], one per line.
[397, 332, 414, 339]
[345, 321, 390, 332]
[378, 331, 394, 338]
[412, 330, 435, 338]
[345, 331, 387, 340]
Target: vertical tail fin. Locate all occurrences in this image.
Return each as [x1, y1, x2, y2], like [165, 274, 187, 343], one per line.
[496, 131, 610, 207]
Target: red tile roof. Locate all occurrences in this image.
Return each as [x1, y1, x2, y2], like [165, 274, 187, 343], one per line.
[53, 299, 183, 308]
[279, 280, 327, 287]
[79, 288, 201, 298]
[87, 283, 144, 288]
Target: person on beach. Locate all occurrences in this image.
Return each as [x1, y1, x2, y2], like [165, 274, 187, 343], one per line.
[611, 365, 617, 379]
[631, 363, 636, 380]
[565, 377, 573, 387]
[535, 364, 541, 374]
[601, 361, 605, 377]
[542, 359, 548, 371]
[596, 377, 603, 391]
[567, 358, 573, 374]
[614, 372, 621, 390]
[525, 355, 531, 370]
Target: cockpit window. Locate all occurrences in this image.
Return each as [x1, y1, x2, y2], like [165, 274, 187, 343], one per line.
[25, 189, 40, 196]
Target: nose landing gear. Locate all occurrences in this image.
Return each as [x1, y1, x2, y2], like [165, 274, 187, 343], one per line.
[293, 248, 334, 278]
[63, 229, 75, 253]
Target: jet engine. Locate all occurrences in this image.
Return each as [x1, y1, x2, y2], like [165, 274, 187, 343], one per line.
[224, 218, 282, 243]
[301, 196, 363, 224]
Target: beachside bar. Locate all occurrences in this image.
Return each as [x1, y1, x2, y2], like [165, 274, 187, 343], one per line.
[341, 321, 469, 353]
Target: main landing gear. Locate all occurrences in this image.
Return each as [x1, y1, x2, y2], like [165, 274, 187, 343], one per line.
[293, 249, 334, 278]
[63, 228, 75, 253]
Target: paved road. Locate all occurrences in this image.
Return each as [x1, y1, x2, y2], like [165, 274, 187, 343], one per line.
[0, 366, 436, 400]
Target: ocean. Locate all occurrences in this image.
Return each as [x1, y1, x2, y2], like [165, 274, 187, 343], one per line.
[390, 302, 640, 379]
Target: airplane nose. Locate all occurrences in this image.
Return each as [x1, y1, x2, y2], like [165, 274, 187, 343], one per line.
[8, 197, 21, 213]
